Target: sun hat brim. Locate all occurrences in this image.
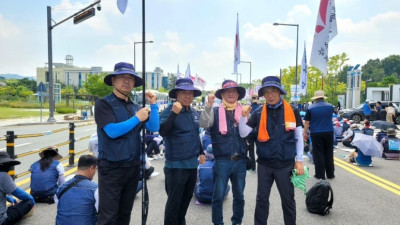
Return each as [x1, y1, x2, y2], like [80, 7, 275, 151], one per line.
[0, 159, 21, 166]
[215, 86, 246, 100]
[39, 149, 63, 161]
[168, 85, 202, 99]
[311, 95, 327, 100]
[104, 71, 144, 87]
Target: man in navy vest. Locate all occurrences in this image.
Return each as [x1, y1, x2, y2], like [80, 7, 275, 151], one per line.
[159, 78, 206, 225]
[55, 155, 98, 225]
[95, 62, 159, 225]
[200, 80, 247, 225]
[240, 76, 304, 225]
[303, 90, 335, 180]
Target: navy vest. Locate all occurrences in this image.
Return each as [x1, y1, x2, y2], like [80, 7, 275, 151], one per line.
[163, 105, 201, 160]
[56, 175, 98, 225]
[210, 108, 246, 158]
[97, 94, 142, 162]
[253, 106, 297, 161]
[30, 160, 60, 197]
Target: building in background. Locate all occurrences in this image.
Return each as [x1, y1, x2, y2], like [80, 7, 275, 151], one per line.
[137, 67, 168, 90]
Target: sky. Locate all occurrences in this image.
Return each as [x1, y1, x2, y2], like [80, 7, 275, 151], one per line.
[1, 0, 400, 90]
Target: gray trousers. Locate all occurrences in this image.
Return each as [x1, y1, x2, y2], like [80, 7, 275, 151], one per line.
[254, 163, 296, 225]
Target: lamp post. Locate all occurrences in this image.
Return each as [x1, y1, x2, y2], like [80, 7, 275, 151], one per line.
[273, 22, 299, 102]
[134, 41, 153, 69]
[240, 61, 252, 89]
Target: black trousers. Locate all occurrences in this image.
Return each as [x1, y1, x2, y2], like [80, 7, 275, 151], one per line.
[3, 200, 34, 225]
[246, 131, 257, 171]
[146, 140, 160, 156]
[311, 132, 335, 179]
[164, 168, 197, 225]
[97, 161, 141, 225]
[254, 164, 296, 225]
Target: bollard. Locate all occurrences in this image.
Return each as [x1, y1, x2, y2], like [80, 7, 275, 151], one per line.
[6, 131, 16, 180]
[69, 123, 75, 166]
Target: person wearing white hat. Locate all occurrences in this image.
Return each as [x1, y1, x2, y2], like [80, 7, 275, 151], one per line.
[303, 90, 335, 180]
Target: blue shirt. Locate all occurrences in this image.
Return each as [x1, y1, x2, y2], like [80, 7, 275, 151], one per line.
[363, 102, 371, 115]
[305, 100, 334, 134]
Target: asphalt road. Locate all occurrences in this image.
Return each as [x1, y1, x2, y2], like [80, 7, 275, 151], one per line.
[1, 122, 400, 225]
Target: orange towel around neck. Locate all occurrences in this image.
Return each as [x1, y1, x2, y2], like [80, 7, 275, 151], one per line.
[257, 99, 297, 142]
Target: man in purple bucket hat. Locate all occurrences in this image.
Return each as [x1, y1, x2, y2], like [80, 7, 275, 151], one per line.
[159, 78, 206, 225]
[95, 62, 159, 225]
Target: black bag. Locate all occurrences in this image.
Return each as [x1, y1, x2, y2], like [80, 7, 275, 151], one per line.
[305, 180, 333, 215]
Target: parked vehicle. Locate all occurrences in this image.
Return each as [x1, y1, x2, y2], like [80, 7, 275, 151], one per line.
[338, 101, 400, 124]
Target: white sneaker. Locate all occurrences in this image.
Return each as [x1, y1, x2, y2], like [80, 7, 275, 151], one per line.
[153, 155, 163, 160]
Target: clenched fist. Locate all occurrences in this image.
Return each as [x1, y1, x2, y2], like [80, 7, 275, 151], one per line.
[207, 94, 215, 107]
[241, 105, 252, 117]
[145, 91, 157, 104]
[136, 108, 150, 121]
[172, 102, 183, 114]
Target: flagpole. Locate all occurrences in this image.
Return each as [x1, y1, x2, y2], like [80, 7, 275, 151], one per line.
[141, 0, 149, 224]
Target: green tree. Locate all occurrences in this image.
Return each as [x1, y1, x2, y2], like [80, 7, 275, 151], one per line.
[62, 86, 75, 97]
[18, 78, 37, 92]
[168, 74, 177, 89]
[16, 86, 34, 99]
[381, 75, 399, 86]
[361, 58, 382, 82]
[83, 73, 113, 97]
[381, 55, 400, 78]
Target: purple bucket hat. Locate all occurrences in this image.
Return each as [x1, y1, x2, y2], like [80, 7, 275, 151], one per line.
[104, 62, 143, 87]
[215, 80, 246, 100]
[168, 78, 202, 99]
[258, 76, 287, 97]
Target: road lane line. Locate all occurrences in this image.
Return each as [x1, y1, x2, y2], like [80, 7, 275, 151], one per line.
[334, 157, 400, 196]
[0, 142, 31, 151]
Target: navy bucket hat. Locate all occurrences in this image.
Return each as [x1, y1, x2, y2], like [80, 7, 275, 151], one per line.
[0, 151, 20, 166]
[168, 78, 202, 99]
[215, 80, 246, 100]
[104, 62, 143, 87]
[258, 76, 287, 97]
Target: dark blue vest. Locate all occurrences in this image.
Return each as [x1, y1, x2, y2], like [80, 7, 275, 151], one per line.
[97, 94, 142, 162]
[30, 160, 60, 197]
[253, 106, 297, 161]
[163, 105, 201, 160]
[210, 108, 246, 158]
[56, 175, 98, 225]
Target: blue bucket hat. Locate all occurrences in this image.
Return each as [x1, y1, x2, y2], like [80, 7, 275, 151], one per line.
[215, 80, 246, 100]
[258, 76, 287, 97]
[104, 62, 143, 87]
[168, 78, 202, 99]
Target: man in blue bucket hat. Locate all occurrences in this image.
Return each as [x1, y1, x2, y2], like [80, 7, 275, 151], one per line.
[95, 62, 159, 225]
[159, 78, 206, 225]
[200, 79, 247, 225]
[240, 76, 304, 225]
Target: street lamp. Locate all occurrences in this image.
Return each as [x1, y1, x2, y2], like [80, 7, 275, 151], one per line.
[134, 41, 153, 68]
[240, 61, 252, 89]
[273, 22, 299, 102]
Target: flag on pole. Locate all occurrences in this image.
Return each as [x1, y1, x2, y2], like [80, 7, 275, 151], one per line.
[185, 63, 191, 78]
[299, 43, 308, 96]
[117, 0, 128, 14]
[193, 74, 207, 89]
[234, 13, 240, 74]
[177, 63, 181, 79]
[310, 0, 337, 76]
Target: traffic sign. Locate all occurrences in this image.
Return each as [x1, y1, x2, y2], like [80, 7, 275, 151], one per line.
[73, 8, 95, 24]
[37, 82, 46, 92]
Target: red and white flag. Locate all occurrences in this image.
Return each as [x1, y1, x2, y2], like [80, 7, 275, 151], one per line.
[310, 0, 337, 76]
[117, 0, 128, 14]
[185, 63, 191, 78]
[194, 74, 207, 89]
[234, 13, 240, 74]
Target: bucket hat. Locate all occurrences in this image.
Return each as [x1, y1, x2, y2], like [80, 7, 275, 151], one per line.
[387, 128, 397, 136]
[104, 62, 143, 87]
[168, 78, 202, 99]
[0, 151, 20, 166]
[258, 76, 287, 97]
[311, 90, 327, 100]
[215, 80, 245, 100]
[39, 146, 63, 161]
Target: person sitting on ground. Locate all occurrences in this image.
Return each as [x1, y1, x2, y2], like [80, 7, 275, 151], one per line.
[362, 121, 374, 136]
[333, 120, 343, 148]
[376, 128, 388, 143]
[380, 128, 400, 159]
[194, 145, 230, 205]
[136, 154, 156, 195]
[29, 146, 65, 204]
[346, 147, 373, 167]
[145, 132, 163, 159]
[55, 155, 98, 225]
[0, 152, 35, 225]
[342, 124, 361, 148]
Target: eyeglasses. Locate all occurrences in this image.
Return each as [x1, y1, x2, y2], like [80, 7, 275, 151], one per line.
[115, 75, 135, 81]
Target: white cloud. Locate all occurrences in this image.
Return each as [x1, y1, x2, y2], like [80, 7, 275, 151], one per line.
[287, 5, 312, 23]
[243, 23, 295, 49]
[0, 14, 20, 38]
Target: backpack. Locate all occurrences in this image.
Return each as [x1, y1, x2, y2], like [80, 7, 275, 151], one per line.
[305, 180, 333, 215]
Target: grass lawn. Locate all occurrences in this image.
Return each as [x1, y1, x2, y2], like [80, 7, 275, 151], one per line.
[0, 107, 54, 119]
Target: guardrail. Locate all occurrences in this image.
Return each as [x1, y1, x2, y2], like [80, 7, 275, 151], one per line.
[3, 122, 94, 180]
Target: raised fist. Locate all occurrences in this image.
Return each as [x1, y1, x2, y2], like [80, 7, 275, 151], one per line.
[136, 108, 149, 121]
[207, 94, 215, 107]
[241, 105, 252, 117]
[172, 102, 183, 114]
[145, 91, 157, 104]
